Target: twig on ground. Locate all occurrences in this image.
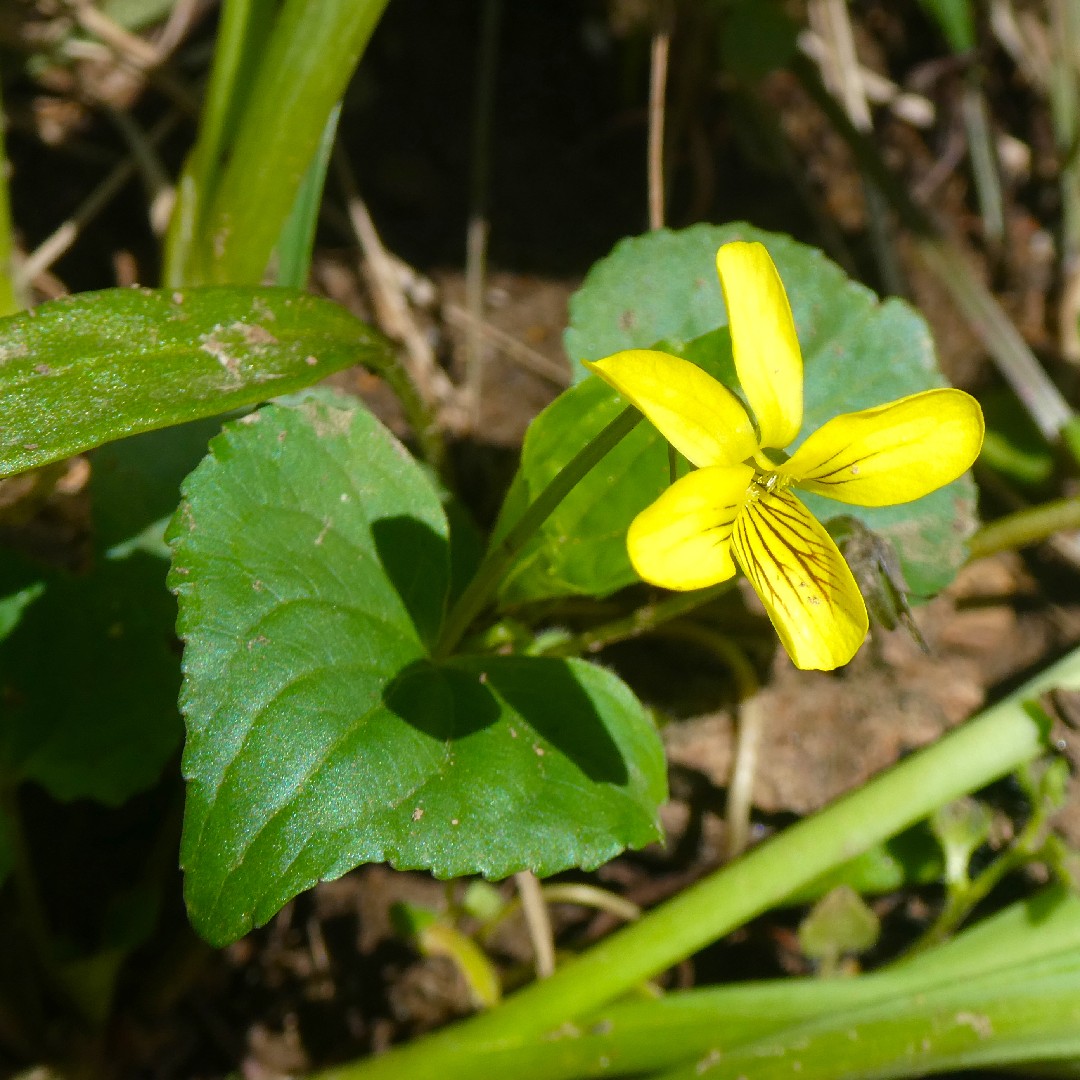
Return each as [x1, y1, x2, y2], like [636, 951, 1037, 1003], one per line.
[442, 302, 569, 387]
[806, 0, 905, 296]
[19, 110, 182, 289]
[60, 0, 201, 116]
[463, 0, 502, 429]
[647, 10, 671, 231]
[333, 149, 459, 424]
[514, 871, 556, 980]
[792, 52, 1077, 448]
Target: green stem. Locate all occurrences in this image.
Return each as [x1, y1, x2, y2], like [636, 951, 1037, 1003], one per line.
[961, 73, 1005, 250]
[536, 582, 734, 658]
[322, 645, 1077, 1080]
[967, 496, 1080, 561]
[0, 69, 21, 315]
[433, 407, 641, 659]
[275, 102, 342, 288]
[201, 0, 390, 284]
[163, 0, 277, 286]
[372, 340, 446, 472]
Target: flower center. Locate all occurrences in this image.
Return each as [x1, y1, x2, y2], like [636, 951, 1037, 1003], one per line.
[749, 469, 792, 498]
[746, 448, 793, 500]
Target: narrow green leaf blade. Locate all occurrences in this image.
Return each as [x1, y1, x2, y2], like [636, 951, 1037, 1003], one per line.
[0, 286, 388, 477]
[170, 391, 665, 945]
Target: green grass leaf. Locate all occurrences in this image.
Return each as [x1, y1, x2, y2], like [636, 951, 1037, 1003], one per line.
[0, 286, 389, 477]
[170, 391, 665, 945]
[506, 223, 977, 603]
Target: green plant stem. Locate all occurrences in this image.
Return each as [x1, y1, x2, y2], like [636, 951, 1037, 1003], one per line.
[200, 0, 390, 284]
[370, 340, 446, 472]
[961, 73, 1005, 250]
[536, 582, 734, 658]
[0, 70, 21, 315]
[433, 407, 641, 659]
[163, 0, 276, 286]
[967, 496, 1080, 561]
[905, 812, 1045, 958]
[275, 102, 342, 288]
[324, 646, 1078, 1080]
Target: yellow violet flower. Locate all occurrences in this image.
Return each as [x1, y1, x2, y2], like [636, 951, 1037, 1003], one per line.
[584, 240, 984, 671]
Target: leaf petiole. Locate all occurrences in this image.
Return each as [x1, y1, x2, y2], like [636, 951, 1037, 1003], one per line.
[433, 407, 642, 659]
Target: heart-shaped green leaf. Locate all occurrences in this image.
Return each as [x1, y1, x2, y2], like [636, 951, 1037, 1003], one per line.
[500, 224, 976, 604]
[170, 390, 665, 945]
[0, 286, 389, 477]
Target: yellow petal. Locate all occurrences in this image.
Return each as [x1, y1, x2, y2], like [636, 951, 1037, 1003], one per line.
[733, 489, 868, 670]
[716, 241, 803, 449]
[780, 388, 984, 506]
[627, 464, 754, 590]
[585, 350, 757, 468]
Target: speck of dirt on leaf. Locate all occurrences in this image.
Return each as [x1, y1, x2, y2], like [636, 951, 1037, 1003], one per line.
[301, 400, 352, 438]
[247, 635, 270, 650]
[249, 295, 274, 319]
[305, 355, 318, 366]
[954, 1011, 992, 1038]
[451, 818, 460, 826]
[199, 332, 241, 378]
[251, 579, 264, 592]
[172, 292, 184, 304]
[478, 671, 488, 684]
[33, 363, 50, 375]
[618, 309, 637, 331]
[235, 321, 278, 348]
[508, 727, 518, 738]
[533, 744, 545, 757]
[412, 807, 423, 821]
[0, 341, 29, 363]
[695, 1049, 721, 1074]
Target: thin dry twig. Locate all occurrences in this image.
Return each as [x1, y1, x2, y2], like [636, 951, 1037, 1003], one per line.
[797, 30, 934, 127]
[442, 302, 570, 387]
[107, 106, 174, 236]
[60, 0, 200, 116]
[333, 149, 458, 419]
[464, 0, 503, 429]
[807, 0, 905, 295]
[19, 110, 182, 288]
[514, 870, 556, 980]
[647, 17, 671, 231]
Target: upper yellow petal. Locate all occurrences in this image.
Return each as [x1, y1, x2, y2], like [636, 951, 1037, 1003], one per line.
[585, 350, 757, 468]
[732, 489, 868, 670]
[716, 241, 803, 449]
[627, 464, 754, 591]
[780, 388, 984, 507]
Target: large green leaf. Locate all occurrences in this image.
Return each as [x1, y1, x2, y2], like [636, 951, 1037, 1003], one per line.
[169, 390, 665, 945]
[0, 553, 182, 805]
[0, 286, 389, 477]
[501, 224, 975, 603]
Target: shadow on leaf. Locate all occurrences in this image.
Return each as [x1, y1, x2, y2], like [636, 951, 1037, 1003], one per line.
[383, 655, 629, 786]
[371, 514, 449, 647]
